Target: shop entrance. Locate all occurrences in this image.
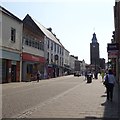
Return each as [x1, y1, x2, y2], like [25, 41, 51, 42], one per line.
[11, 65, 16, 82]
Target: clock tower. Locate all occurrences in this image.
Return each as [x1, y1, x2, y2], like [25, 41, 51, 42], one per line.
[90, 33, 100, 68]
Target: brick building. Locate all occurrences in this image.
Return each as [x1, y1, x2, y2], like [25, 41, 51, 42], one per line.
[114, 0, 120, 83]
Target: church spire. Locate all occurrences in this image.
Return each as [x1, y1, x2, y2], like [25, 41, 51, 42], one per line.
[92, 32, 97, 43]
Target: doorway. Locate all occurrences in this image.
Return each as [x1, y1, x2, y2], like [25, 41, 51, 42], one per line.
[11, 65, 16, 82]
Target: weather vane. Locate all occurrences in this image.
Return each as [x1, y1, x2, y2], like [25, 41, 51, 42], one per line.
[93, 27, 95, 33]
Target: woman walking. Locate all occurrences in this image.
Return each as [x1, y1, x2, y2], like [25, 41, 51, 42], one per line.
[104, 69, 116, 101]
[37, 70, 41, 82]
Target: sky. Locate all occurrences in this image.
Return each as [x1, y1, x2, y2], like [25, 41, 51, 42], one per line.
[1, 0, 115, 64]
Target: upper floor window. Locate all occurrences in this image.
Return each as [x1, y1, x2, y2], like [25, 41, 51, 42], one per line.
[62, 49, 63, 56]
[23, 34, 44, 51]
[51, 42, 53, 51]
[11, 28, 16, 43]
[47, 40, 50, 49]
[60, 47, 61, 54]
[54, 43, 56, 52]
[25, 38, 28, 45]
[57, 45, 59, 53]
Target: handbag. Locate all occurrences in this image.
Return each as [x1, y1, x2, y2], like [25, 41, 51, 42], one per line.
[103, 75, 109, 86]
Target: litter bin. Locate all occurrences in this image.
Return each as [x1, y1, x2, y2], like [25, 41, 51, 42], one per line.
[87, 74, 92, 83]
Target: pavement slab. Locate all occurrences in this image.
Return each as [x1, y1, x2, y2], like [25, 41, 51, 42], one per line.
[15, 78, 119, 119]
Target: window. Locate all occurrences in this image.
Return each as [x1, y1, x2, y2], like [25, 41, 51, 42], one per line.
[57, 45, 59, 53]
[11, 28, 16, 42]
[27, 64, 33, 74]
[51, 54, 53, 62]
[54, 43, 56, 52]
[60, 47, 61, 54]
[32, 41, 35, 47]
[28, 39, 31, 46]
[47, 52, 49, 63]
[41, 42, 44, 51]
[35, 41, 38, 48]
[51, 42, 53, 50]
[25, 38, 28, 45]
[62, 49, 63, 55]
[47, 40, 49, 49]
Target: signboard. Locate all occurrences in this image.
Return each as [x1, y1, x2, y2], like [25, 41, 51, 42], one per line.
[22, 53, 45, 63]
[108, 51, 118, 58]
[107, 43, 119, 52]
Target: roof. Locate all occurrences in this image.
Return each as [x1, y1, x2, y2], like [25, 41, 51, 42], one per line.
[92, 32, 97, 43]
[28, 15, 62, 46]
[0, 6, 22, 23]
[116, 0, 120, 2]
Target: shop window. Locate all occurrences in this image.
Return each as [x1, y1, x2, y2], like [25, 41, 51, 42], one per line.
[27, 64, 33, 74]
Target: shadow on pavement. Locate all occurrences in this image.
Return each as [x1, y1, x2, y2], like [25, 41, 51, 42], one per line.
[100, 83, 119, 119]
[84, 83, 119, 120]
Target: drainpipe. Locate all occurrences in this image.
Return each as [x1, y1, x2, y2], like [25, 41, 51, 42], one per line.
[20, 24, 23, 82]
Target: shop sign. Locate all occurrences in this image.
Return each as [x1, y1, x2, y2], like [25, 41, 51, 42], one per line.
[108, 51, 118, 58]
[22, 53, 45, 63]
[32, 56, 39, 61]
[107, 43, 119, 52]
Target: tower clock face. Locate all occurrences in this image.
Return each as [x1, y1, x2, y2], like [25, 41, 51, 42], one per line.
[93, 45, 95, 48]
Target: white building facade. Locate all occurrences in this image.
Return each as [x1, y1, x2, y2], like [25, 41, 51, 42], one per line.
[63, 48, 70, 74]
[33, 19, 65, 78]
[69, 55, 75, 74]
[0, 6, 23, 83]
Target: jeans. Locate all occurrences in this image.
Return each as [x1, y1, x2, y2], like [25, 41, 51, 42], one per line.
[106, 83, 114, 101]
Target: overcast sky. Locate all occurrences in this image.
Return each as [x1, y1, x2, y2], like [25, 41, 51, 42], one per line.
[1, 0, 115, 64]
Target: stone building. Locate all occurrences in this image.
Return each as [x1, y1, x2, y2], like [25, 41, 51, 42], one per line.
[90, 33, 100, 70]
[113, 0, 120, 83]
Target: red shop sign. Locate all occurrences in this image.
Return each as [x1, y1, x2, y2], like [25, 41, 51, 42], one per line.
[22, 53, 45, 63]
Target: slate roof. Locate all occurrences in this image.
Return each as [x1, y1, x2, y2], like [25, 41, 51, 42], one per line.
[28, 14, 62, 46]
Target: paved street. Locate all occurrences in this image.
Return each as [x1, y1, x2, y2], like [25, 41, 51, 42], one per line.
[2, 75, 119, 119]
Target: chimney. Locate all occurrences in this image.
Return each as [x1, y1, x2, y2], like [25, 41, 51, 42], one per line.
[47, 27, 52, 32]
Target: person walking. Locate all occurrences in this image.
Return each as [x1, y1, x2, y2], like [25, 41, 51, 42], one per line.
[104, 69, 116, 101]
[85, 71, 88, 80]
[101, 70, 105, 82]
[37, 70, 41, 82]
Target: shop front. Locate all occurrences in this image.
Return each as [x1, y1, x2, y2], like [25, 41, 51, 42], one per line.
[22, 53, 45, 81]
[1, 50, 20, 83]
